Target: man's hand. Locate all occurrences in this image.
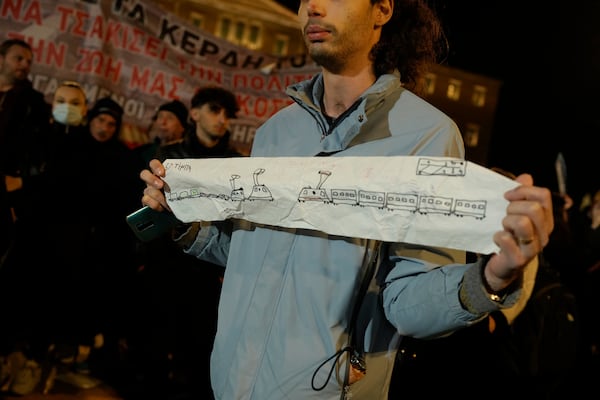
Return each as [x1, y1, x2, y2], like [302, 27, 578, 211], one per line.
[484, 173, 554, 292]
[140, 159, 171, 212]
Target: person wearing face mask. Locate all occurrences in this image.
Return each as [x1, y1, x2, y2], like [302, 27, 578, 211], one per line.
[50, 81, 87, 130]
[34, 96, 146, 385]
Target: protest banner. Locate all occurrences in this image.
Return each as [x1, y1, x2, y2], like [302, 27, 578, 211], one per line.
[1, 0, 319, 153]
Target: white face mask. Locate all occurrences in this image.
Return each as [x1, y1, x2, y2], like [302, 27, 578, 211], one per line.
[52, 103, 84, 126]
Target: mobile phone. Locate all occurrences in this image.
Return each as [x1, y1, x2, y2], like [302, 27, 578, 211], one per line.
[126, 206, 181, 242]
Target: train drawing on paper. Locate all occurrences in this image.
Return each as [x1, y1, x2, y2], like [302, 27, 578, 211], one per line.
[166, 157, 486, 220]
[297, 167, 486, 219]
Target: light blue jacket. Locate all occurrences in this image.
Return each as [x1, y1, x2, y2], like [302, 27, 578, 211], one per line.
[183, 72, 521, 399]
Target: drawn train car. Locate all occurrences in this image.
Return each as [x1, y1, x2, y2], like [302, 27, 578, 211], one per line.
[418, 195, 453, 215]
[385, 192, 419, 212]
[358, 190, 386, 208]
[452, 198, 486, 219]
[330, 188, 358, 205]
[298, 186, 331, 203]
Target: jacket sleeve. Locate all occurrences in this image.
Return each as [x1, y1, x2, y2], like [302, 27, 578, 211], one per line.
[381, 243, 524, 339]
[174, 220, 232, 267]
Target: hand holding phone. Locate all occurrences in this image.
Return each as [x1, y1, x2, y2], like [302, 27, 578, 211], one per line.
[126, 206, 181, 242]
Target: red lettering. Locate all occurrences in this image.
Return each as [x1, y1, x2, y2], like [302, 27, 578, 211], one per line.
[104, 58, 122, 83]
[0, 0, 21, 19]
[45, 41, 67, 68]
[22, 0, 42, 24]
[168, 76, 184, 98]
[89, 15, 104, 40]
[127, 27, 144, 53]
[72, 10, 88, 37]
[130, 65, 151, 91]
[55, 5, 73, 32]
[105, 21, 121, 48]
[0, 0, 41, 24]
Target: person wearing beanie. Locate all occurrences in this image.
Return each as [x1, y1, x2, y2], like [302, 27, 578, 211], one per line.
[136, 99, 189, 165]
[133, 86, 242, 399]
[154, 99, 189, 144]
[87, 97, 124, 143]
[37, 93, 145, 379]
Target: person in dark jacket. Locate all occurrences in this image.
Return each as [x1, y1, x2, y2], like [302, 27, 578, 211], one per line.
[136, 99, 190, 165]
[42, 96, 145, 381]
[131, 86, 241, 400]
[157, 87, 241, 160]
[0, 38, 51, 362]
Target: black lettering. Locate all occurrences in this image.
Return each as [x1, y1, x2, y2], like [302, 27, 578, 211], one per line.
[180, 30, 199, 54]
[242, 55, 264, 69]
[127, 3, 145, 24]
[159, 18, 179, 46]
[198, 40, 219, 56]
[220, 51, 238, 67]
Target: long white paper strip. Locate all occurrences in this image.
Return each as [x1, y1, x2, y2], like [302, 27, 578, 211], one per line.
[162, 156, 518, 254]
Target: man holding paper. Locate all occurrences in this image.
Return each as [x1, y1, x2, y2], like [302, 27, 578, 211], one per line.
[139, 0, 554, 398]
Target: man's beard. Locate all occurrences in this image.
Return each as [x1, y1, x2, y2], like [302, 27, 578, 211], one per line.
[309, 48, 344, 74]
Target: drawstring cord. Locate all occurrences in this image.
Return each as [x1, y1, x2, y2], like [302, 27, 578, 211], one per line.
[311, 346, 354, 391]
[311, 240, 382, 394]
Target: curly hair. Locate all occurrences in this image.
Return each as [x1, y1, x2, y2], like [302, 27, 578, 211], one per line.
[371, 0, 448, 94]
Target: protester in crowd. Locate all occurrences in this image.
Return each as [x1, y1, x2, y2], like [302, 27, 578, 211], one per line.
[50, 80, 88, 132]
[130, 86, 241, 399]
[0, 37, 52, 366]
[573, 188, 600, 363]
[135, 99, 189, 164]
[42, 96, 145, 383]
[0, 79, 90, 395]
[139, 1, 554, 399]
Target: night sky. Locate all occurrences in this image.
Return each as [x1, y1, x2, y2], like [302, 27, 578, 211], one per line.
[275, 0, 600, 204]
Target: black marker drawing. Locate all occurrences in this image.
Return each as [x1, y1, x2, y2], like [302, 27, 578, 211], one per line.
[298, 170, 332, 203]
[417, 158, 466, 176]
[167, 157, 487, 220]
[247, 168, 273, 201]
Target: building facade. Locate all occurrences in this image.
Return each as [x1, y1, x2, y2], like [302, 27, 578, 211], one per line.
[156, 0, 502, 166]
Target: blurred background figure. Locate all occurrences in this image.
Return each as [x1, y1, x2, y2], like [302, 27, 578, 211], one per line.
[136, 99, 189, 165]
[40, 96, 145, 387]
[572, 188, 600, 366]
[129, 86, 241, 400]
[50, 81, 88, 133]
[0, 38, 51, 377]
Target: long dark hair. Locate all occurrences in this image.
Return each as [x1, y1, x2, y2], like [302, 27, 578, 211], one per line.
[371, 0, 448, 94]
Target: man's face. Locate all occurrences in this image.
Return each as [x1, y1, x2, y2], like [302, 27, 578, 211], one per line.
[298, 0, 388, 73]
[190, 102, 231, 147]
[89, 113, 118, 142]
[154, 110, 185, 143]
[0, 44, 33, 84]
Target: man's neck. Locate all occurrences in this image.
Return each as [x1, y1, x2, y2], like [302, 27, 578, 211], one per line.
[321, 66, 376, 119]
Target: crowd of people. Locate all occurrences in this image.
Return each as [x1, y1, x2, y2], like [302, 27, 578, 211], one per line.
[0, 38, 242, 398]
[1, 0, 599, 399]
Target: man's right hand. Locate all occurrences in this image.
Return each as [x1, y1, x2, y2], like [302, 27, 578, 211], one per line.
[140, 159, 171, 212]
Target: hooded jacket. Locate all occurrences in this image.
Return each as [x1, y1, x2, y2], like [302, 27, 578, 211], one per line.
[180, 72, 523, 399]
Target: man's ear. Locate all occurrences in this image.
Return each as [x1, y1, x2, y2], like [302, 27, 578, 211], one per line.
[374, 0, 393, 27]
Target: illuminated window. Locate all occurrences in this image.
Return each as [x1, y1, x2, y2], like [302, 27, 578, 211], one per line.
[234, 21, 245, 44]
[245, 24, 263, 50]
[272, 34, 290, 56]
[190, 12, 204, 29]
[218, 17, 231, 39]
[217, 16, 263, 50]
[446, 79, 462, 101]
[472, 85, 487, 107]
[423, 72, 436, 95]
[463, 123, 480, 147]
